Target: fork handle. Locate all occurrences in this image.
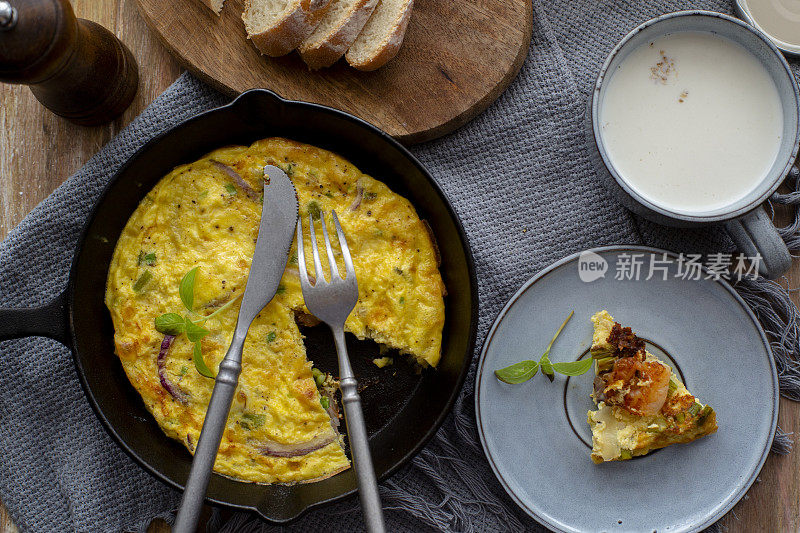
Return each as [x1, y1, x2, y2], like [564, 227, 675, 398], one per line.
[333, 330, 386, 533]
[174, 350, 243, 533]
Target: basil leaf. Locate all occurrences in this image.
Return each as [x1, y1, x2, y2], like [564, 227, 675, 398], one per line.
[193, 341, 214, 378]
[494, 360, 539, 384]
[155, 313, 186, 335]
[184, 318, 210, 342]
[551, 358, 593, 376]
[266, 331, 276, 343]
[144, 252, 156, 266]
[180, 267, 199, 311]
[539, 354, 555, 382]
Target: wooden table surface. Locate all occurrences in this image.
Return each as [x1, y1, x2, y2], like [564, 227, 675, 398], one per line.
[0, 1, 798, 531]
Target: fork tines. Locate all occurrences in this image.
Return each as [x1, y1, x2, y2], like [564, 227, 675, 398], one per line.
[296, 210, 356, 286]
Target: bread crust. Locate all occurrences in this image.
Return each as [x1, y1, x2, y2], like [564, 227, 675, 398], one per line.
[199, 0, 224, 15]
[298, 0, 380, 70]
[244, 0, 332, 57]
[345, 0, 413, 71]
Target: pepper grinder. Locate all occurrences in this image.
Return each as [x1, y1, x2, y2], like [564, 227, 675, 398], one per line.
[0, 0, 138, 125]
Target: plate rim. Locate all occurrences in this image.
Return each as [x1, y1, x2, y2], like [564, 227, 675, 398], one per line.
[474, 245, 780, 533]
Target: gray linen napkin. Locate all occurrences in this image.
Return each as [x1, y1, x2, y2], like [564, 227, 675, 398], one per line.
[1, 0, 798, 531]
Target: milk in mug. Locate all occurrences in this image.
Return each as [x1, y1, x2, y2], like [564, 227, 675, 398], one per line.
[600, 31, 784, 214]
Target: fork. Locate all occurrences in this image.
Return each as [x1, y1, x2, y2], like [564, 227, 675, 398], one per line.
[296, 209, 386, 533]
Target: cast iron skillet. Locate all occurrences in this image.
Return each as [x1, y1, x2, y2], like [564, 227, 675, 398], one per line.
[0, 90, 478, 523]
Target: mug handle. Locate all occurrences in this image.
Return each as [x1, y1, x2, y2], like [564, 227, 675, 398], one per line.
[724, 206, 792, 280]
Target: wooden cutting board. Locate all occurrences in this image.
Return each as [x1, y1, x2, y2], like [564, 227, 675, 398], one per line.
[135, 0, 533, 143]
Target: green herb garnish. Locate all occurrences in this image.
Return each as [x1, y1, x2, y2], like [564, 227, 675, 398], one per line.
[198, 190, 209, 200]
[551, 358, 594, 376]
[493, 360, 540, 384]
[179, 267, 199, 310]
[185, 319, 210, 343]
[133, 270, 153, 292]
[539, 353, 555, 382]
[284, 163, 295, 177]
[193, 341, 214, 378]
[224, 183, 237, 195]
[312, 368, 325, 386]
[494, 311, 590, 385]
[320, 396, 330, 409]
[266, 331, 277, 343]
[154, 313, 185, 335]
[276, 284, 286, 295]
[154, 268, 241, 378]
[399, 296, 405, 305]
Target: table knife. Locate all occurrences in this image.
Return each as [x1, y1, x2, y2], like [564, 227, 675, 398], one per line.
[173, 165, 298, 533]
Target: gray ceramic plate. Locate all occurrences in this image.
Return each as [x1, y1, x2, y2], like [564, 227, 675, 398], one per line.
[476, 246, 779, 533]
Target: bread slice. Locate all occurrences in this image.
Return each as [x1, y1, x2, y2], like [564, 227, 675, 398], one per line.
[243, 0, 333, 57]
[200, 0, 225, 14]
[345, 0, 413, 71]
[298, 0, 380, 69]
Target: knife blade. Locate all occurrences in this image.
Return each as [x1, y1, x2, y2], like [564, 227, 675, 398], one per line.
[235, 165, 300, 334]
[174, 165, 298, 533]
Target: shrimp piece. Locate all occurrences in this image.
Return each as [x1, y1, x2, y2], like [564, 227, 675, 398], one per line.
[603, 357, 671, 416]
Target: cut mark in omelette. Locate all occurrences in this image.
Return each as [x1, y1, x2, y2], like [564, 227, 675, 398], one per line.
[587, 311, 717, 463]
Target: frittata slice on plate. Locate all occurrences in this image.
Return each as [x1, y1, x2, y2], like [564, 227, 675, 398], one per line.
[587, 310, 717, 463]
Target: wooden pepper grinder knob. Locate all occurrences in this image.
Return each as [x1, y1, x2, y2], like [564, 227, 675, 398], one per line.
[0, 0, 138, 125]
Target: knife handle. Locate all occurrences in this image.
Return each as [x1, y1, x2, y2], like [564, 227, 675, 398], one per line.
[173, 342, 243, 533]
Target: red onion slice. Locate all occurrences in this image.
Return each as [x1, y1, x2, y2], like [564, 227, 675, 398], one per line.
[157, 335, 188, 404]
[257, 432, 337, 458]
[348, 183, 364, 211]
[211, 160, 259, 200]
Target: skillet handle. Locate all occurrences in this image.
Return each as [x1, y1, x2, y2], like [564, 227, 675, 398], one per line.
[0, 290, 70, 345]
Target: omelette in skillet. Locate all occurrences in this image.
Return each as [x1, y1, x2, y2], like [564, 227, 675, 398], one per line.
[105, 138, 445, 483]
